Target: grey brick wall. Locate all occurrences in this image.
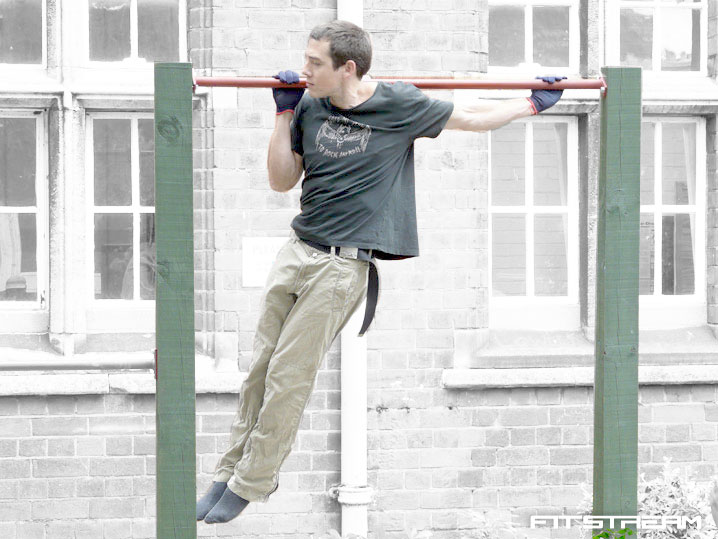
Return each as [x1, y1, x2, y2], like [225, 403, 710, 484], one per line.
[194, 104, 216, 355]
[709, 0, 717, 78]
[364, 0, 484, 76]
[1, 386, 716, 538]
[189, 0, 213, 72]
[708, 115, 718, 329]
[208, 1, 336, 363]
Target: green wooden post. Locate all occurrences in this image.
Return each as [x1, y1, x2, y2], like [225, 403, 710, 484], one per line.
[154, 62, 196, 539]
[593, 66, 642, 533]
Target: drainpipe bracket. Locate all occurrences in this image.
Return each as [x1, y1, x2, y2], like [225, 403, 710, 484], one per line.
[336, 485, 374, 506]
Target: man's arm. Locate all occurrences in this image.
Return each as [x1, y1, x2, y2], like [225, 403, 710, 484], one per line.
[444, 76, 565, 133]
[267, 113, 303, 192]
[267, 70, 305, 192]
[444, 98, 533, 132]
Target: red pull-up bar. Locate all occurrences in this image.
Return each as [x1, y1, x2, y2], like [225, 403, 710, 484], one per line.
[193, 76, 606, 91]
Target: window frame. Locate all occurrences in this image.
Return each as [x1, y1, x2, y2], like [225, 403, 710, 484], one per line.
[83, 0, 188, 66]
[0, 110, 49, 331]
[0, 0, 51, 85]
[639, 115, 707, 330]
[488, 114, 580, 330]
[62, 0, 188, 90]
[605, 0, 708, 76]
[487, 0, 580, 75]
[84, 111, 155, 334]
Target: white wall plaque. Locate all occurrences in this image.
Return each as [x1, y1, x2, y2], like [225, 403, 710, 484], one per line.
[242, 237, 289, 287]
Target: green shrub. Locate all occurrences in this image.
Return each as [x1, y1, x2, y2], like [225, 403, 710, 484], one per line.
[578, 458, 718, 539]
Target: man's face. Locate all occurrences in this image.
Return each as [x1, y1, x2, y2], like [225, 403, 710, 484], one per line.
[302, 38, 343, 98]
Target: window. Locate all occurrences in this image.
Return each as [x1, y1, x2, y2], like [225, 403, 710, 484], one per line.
[88, 0, 181, 63]
[0, 0, 185, 341]
[488, 0, 579, 72]
[0, 112, 47, 309]
[639, 117, 706, 328]
[489, 116, 579, 329]
[70, 1, 188, 88]
[607, 0, 707, 74]
[87, 114, 155, 302]
[0, 0, 45, 65]
[85, 113, 156, 332]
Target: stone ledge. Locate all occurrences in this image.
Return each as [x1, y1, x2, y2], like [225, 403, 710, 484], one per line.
[0, 370, 248, 396]
[0, 353, 247, 396]
[442, 366, 718, 389]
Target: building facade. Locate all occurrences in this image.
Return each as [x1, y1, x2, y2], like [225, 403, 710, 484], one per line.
[0, 0, 717, 537]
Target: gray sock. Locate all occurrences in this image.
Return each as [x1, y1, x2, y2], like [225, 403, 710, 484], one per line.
[196, 481, 228, 521]
[203, 487, 250, 524]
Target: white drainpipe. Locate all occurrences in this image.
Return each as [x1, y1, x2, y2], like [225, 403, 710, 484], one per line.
[337, 6, 371, 538]
[339, 310, 371, 537]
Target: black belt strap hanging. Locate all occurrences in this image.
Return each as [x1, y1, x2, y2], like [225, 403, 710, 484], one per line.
[355, 251, 379, 337]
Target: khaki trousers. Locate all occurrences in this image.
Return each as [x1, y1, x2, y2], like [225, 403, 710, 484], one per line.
[212, 232, 369, 502]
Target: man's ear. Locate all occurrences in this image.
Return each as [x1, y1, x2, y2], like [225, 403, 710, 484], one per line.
[343, 59, 358, 79]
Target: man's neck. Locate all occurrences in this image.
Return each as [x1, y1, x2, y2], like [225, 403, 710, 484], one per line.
[329, 79, 377, 110]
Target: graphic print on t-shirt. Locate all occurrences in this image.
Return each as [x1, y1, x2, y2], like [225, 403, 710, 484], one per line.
[315, 115, 372, 158]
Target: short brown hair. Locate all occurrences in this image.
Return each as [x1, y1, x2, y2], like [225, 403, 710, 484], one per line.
[309, 20, 372, 79]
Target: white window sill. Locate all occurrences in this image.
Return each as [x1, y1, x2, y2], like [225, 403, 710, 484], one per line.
[443, 365, 718, 389]
[0, 350, 246, 396]
[445, 326, 718, 388]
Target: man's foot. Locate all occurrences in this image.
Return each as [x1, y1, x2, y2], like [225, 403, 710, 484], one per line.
[196, 481, 228, 521]
[203, 487, 250, 523]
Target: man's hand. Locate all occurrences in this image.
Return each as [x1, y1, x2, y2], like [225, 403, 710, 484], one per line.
[527, 75, 566, 114]
[272, 70, 304, 115]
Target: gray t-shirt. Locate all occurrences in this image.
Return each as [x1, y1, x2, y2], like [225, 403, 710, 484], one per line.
[289, 82, 454, 259]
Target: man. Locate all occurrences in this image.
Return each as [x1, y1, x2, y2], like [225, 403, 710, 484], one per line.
[198, 20, 563, 524]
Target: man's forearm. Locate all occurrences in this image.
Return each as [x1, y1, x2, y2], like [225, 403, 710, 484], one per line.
[267, 113, 300, 192]
[451, 98, 534, 132]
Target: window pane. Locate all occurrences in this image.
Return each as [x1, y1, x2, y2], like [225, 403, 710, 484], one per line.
[662, 123, 695, 205]
[491, 123, 525, 206]
[533, 123, 568, 206]
[639, 213, 654, 295]
[492, 214, 526, 296]
[662, 213, 695, 295]
[0, 213, 36, 301]
[94, 119, 131, 206]
[139, 119, 154, 206]
[138, 0, 179, 62]
[140, 213, 155, 300]
[94, 213, 132, 299]
[0, 0, 42, 63]
[620, 9, 653, 70]
[122, 213, 155, 300]
[0, 117, 36, 206]
[534, 214, 568, 296]
[489, 6, 524, 66]
[89, 0, 130, 61]
[533, 6, 570, 66]
[661, 7, 700, 71]
[641, 122, 655, 205]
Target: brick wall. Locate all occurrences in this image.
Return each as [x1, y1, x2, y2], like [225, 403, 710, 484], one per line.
[194, 104, 216, 355]
[709, 0, 717, 78]
[708, 115, 718, 329]
[208, 1, 335, 364]
[190, 0, 216, 354]
[364, 0, 483, 76]
[1, 386, 716, 538]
